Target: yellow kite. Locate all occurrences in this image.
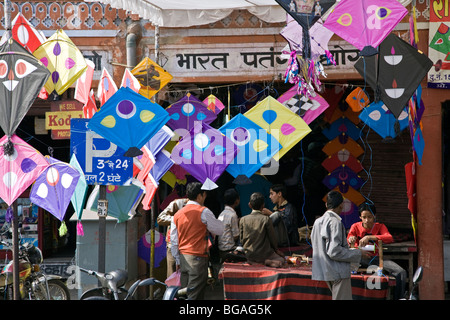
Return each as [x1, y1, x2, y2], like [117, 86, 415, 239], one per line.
[131, 57, 173, 99]
[33, 29, 87, 95]
[244, 96, 311, 161]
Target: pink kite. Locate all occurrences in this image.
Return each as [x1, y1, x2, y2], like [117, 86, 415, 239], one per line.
[0, 135, 49, 206]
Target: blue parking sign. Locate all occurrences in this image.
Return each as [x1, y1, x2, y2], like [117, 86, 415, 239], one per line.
[70, 119, 133, 185]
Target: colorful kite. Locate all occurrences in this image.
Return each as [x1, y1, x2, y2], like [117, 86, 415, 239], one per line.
[171, 122, 239, 190]
[74, 59, 95, 105]
[33, 29, 87, 96]
[322, 117, 361, 141]
[87, 184, 143, 223]
[275, 0, 335, 59]
[121, 68, 141, 93]
[30, 156, 80, 231]
[281, 15, 334, 61]
[345, 87, 370, 112]
[429, 23, 450, 56]
[10, 13, 46, 53]
[354, 34, 433, 118]
[69, 154, 88, 236]
[219, 113, 281, 183]
[165, 93, 217, 132]
[359, 101, 409, 140]
[0, 38, 50, 151]
[144, 125, 174, 156]
[322, 165, 364, 191]
[244, 96, 311, 161]
[323, 0, 408, 56]
[0, 135, 49, 206]
[88, 86, 170, 157]
[97, 67, 118, 106]
[321, 150, 364, 173]
[82, 89, 98, 119]
[322, 135, 364, 158]
[278, 85, 329, 124]
[203, 94, 225, 115]
[131, 57, 173, 99]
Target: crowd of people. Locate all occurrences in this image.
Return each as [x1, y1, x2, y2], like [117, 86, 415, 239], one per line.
[156, 181, 407, 300]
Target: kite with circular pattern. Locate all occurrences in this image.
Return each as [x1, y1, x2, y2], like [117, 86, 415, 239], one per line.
[88, 86, 170, 158]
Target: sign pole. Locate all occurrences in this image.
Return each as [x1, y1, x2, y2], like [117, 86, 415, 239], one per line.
[97, 185, 107, 276]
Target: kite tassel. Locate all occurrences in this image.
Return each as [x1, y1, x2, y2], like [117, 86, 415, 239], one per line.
[3, 138, 14, 156]
[77, 221, 84, 236]
[59, 221, 68, 237]
[325, 50, 336, 66]
[5, 207, 13, 223]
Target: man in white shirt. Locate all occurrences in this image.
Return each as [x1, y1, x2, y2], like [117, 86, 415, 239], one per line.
[218, 188, 240, 262]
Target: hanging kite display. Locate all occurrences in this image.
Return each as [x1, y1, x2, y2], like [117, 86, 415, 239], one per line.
[359, 101, 408, 140]
[322, 165, 364, 191]
[144, 125, 174, 156]
[87, 86, 170, 157]
[219, 113, 281, 184]
[244, 96, 311, 161]
[278, 85, 329, 124]
[354, 33, 433, 118]
[170, 122, 239, 190]
[0, 38, 50, 154]
[323, 0, 408, 56]
[30, 156, 80, 233]
[429, 23, 450, 57]
[10, 13, 46, 53]
[165, 93, 217, 132]
[33, 29, 87, 96]
[0, 135, 49, 207]
[69, 154, 88, 236]
[131, 57, 173, 100]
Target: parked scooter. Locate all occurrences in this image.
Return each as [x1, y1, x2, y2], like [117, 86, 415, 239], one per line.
[0, 240, 70, 300]
[401, 266, 423, 300]
[79, 267, 129, 300]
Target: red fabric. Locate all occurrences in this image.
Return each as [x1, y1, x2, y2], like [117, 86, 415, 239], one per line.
[220, 263, 393, 300]
[174, 204, 208, 257]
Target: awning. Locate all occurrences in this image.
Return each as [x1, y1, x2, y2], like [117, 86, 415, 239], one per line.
[85, 0, 413, 28]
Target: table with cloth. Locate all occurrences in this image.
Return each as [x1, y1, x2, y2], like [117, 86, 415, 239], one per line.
[219, 262, 395, 300]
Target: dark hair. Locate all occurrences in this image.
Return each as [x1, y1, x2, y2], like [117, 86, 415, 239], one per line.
[224, 188, 239, 206]
[270, 184, 286, 198]
[358, 202, 376, 215]
[186, 182, 204, 201]
[326, 191, 343, 209]
[249, 192, 265, 210]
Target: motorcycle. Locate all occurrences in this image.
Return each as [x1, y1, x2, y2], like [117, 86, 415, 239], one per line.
[79, 266, 189, 300]
[401, 266, 423, 300]
[79, 267, 129, 300]
[0, 240, 70, 300]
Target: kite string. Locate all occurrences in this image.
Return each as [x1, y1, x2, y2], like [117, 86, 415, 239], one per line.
[299, 140, 311, 247]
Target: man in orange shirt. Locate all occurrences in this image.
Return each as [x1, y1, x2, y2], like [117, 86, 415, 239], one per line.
[170, 182, 224, 300]
[347, 202, 407, 299]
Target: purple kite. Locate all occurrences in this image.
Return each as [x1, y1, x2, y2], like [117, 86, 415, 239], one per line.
[30, 156, 80, 223]
[170, 122, 239, 190]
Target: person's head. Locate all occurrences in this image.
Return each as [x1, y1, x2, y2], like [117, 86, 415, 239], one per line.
[224, 188, 240, 208]
[249, 192, 265, 211]
[269, 184, 286, 205]
[326, 191, 344, 213]
[186, 182, 207, 205]
[358, 202, 376, 229]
